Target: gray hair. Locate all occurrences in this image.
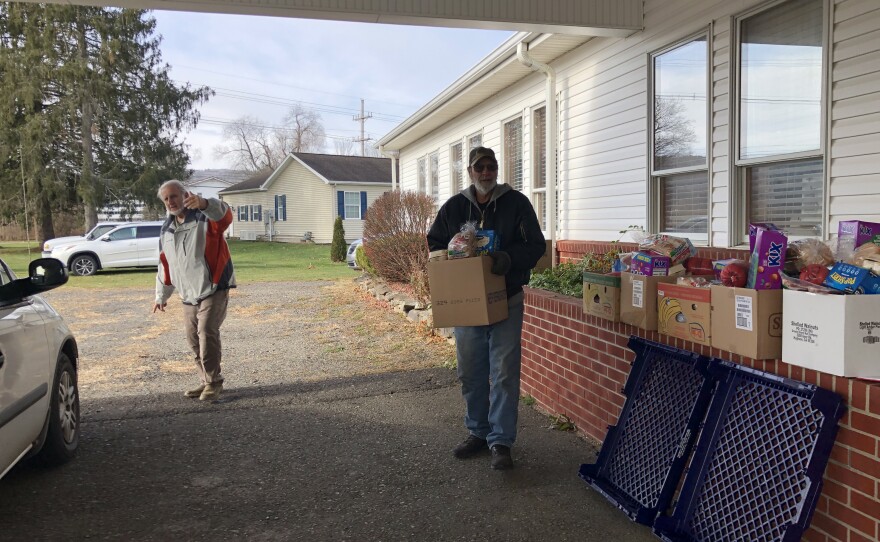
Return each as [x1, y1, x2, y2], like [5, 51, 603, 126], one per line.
[157, 179, 186, 198]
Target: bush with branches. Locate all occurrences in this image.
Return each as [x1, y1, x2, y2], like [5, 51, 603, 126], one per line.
[330, 216, 347, 262]
[364, 191, 436, 294]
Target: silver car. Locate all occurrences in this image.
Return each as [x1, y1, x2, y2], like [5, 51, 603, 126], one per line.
[0, 258, 79, 480]
[347, 239, 363, 270]
[50, 221, 164, 276]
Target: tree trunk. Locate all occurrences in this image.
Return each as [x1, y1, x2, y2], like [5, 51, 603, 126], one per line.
[77, 20, 98, 232]
[35, 175, 55, 244]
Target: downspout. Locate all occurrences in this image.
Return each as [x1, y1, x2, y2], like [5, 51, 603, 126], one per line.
[516, 42, 557, 267]
[378, 145, 400, 190]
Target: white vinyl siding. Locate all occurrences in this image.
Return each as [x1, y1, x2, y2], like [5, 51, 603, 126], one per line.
[390, 0, 880, 247]
[829, 0, 880, 231]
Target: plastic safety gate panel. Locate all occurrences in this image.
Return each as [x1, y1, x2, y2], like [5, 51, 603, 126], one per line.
[653, 361, 845, 542]
[578, 337, 717, 525]
[579, 337, 845, 542]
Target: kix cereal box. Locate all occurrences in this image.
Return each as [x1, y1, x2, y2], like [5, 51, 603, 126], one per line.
[747, 226, 787, 290]
[837, 220, 880, 257]
[630, 252, 672, 276]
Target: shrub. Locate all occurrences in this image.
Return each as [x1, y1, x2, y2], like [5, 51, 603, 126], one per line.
[528, 249, 621, 298]
[354, 244, 375, 275]
[330, 216, 347, 262]
[364, 190, 435, 287]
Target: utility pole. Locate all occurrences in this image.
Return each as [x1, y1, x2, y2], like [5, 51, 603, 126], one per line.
[352, 99, 373, 156]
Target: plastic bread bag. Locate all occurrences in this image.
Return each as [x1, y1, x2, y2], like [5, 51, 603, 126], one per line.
[676, 276, 713, 288]
[447, 221, 478, 259]
[781, 272, 841, 294]
[613, 252, 636, 273]
[784, 238, 835, 274]
[846, 241, 880, 269]
[638, 234, 697, 265]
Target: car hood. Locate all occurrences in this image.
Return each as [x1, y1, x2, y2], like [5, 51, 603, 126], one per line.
[44, 235, 85, 249]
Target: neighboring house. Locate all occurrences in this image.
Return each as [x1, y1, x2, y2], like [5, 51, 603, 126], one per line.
[219, 153, 393, 243]
[183, 175, 238, 201]
[377, 0, 880, 250]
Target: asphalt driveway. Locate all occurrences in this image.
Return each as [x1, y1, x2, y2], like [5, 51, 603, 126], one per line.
[0, 281, 656, 541]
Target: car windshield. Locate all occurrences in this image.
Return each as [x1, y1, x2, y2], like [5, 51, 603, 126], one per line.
[0, 259, 13, 285]
[88, 225, 117, 239]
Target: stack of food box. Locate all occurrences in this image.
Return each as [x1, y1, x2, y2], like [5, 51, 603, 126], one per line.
[581, 222, 880, 378]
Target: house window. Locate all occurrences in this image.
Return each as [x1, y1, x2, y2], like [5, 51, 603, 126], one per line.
[651, 33, 709, 240]
[532, 106, 547, 229]
[429, 151, 439, 200]
[736, 0, 824, 239]
[450, 142, 464, 192]
[417, 157, 427, 194]
[238, 206, 248, 221]
[503, 117, 523, 190]
[468, 132, 482, 154]
[344, 192, 361, 219]
[274, 195, 287, 221]
[251, 204, 262, 222]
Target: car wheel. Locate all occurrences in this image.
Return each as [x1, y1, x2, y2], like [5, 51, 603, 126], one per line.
[70, 255, 97, 276]
[35, 353, 79, 466]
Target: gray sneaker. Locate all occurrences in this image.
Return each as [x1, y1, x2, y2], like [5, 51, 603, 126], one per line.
[199, 382, 223, 401]
[184, 385, 205, 398]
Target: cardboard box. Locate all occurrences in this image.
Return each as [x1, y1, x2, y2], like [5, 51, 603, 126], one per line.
[657, 283, 711, 345]
[710, 286, 782, 360]
[583, 272, 621, 322]
[428, 256, 508, 328]
[620, 272, 677, 330]
[534, 240, 553, 272]
[782, 289, 880, 378]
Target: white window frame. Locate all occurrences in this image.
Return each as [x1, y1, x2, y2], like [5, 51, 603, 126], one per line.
[531, 104, 547, 231]
[467, 132, 483, 155]
[428, 150, 440, 201]
[343, 191, 361, 220]
[730, 0, 830, 245]
[502, 114, 524, 190]
[647, 29, 712, 245]
[449, 140, 464, 194]
[417, 156, 427, 195]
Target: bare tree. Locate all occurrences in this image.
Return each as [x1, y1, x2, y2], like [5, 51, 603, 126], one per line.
[654, 97, 696, 161]
[214, 104, 326, 171]
[333, 138, 356, 155]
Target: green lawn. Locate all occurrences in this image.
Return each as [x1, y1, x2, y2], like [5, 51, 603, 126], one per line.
[0, 240, 357, 288]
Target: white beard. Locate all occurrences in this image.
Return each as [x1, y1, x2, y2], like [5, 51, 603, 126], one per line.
[474, 179, 497, 196]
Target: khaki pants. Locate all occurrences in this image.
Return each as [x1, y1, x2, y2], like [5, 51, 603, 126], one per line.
[182, 289, 229, 385]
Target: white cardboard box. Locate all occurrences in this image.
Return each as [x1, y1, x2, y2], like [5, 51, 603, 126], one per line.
[781, 289, 880, 377]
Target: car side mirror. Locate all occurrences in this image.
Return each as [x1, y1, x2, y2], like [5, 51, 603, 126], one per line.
[0, 258, 68, 305]
[101, 236, 111, 242]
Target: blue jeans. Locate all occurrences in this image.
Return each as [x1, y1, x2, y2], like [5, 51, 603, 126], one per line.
[454, 292, 524, 449]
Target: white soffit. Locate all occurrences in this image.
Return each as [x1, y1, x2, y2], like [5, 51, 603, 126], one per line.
[36, 0, 642, 37]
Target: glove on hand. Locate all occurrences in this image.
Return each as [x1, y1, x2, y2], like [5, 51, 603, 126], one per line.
[489, 251, 511, 275]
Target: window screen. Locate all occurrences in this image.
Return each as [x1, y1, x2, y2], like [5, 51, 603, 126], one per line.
[533, 107, 546, 190]
[417, 157, 427, 194]
[660, 171, 709, 235]
[503, 117, 523, 190]
[344, 192, 361, 219]
[429, 151, 439, 199]
[450, 142, 464, 192]
[468, 133, 482, 154]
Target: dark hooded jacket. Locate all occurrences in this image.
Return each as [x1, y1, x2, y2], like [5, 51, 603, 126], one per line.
[427, 183, 546, 299]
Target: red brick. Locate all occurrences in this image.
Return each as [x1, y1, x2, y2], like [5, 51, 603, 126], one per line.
[870, 384, 880, 416]
[807, 510, 847, 541]
[849, 530, 877, 542]
[850, 411, 879, 435]
[850, 491, 880, 524]
[850, 450, 880, 479]
[821, 478, 849, 504]
[832, 376, 850, 402]
[826, 463, 876, 496]
[819, 372, 834, 391]
[827, 500, 876, 537]
[837, 427, 879, 457]
[791, 365, 805, 382]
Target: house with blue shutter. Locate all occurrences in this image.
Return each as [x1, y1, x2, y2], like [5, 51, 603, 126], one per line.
[218, 152, 393, 243]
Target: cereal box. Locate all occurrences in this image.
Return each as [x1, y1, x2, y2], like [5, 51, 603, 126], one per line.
[837, 220, 880, 257]
[474, 229, 499, 255]
[630, 252, 672, 276]
[823, 262, 880, 294]
[749, 223, 781, 252]
[747, 227, 787, 289]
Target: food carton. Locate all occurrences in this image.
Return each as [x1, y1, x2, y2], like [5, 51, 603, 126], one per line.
[657, 283, 711, 346]
[837, 220, 880, 257]
[630, 252, 672, 276]
[747, 227, 787, 289]
[427, 256, 508, 328]
[583, 272, 621, 322]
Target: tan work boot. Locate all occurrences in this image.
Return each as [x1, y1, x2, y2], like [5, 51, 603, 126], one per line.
[184, 384, 205, 398]
[199, 382, 223, 401]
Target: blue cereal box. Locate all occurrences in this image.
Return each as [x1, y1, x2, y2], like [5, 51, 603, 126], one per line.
[823, 262, 880, 294]
[474, 229, 499, 255]
[630, 252, 672, 276]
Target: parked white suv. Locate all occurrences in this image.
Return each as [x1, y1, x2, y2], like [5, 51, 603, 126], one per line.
[41, 221, 124, 258]
[0, 257, 80, 480]
[50, 221, 164, 276]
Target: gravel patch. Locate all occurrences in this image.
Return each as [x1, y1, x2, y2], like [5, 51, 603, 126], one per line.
[41, 279, 456, 400]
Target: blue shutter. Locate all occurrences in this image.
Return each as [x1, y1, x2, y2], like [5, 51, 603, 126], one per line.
[274, 195, 279, 220]
[360, 191, 367, 220]
[282, 195, 287, 221]
[337, 191, 345, 218]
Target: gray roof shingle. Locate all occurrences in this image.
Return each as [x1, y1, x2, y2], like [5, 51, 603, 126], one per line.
[220, 153, 392, 194]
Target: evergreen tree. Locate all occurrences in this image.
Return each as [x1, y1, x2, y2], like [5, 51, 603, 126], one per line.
[0, 4, 212, 241]
[330, 216, 347, 262]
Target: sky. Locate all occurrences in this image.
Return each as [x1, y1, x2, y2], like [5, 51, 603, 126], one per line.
[150, 10, 513, 170]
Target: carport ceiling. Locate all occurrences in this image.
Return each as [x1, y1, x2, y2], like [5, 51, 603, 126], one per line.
[21, 0, 643, 37]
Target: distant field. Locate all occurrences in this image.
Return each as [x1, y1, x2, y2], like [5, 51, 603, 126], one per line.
[0, 240, 357, 288]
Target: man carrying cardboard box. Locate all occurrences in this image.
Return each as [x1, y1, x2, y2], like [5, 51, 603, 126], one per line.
[427, 146, 545, 470]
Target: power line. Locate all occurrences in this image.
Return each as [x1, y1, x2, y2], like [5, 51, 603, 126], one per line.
[198, 116, 378, 143]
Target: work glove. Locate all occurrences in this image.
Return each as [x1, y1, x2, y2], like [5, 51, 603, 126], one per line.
[489, 251, 511, 275]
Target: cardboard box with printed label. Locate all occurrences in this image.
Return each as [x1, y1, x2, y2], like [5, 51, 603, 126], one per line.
[427, 256, 508, 328]
[657, 283, 711, 346]
[782, 289, 880, 377]
[620, 272, 677, 330]
[710, 286, 782, 360]
[583, 272, 621, 322]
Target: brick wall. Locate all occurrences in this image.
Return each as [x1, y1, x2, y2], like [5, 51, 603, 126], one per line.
[521, 241, 880, 542]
